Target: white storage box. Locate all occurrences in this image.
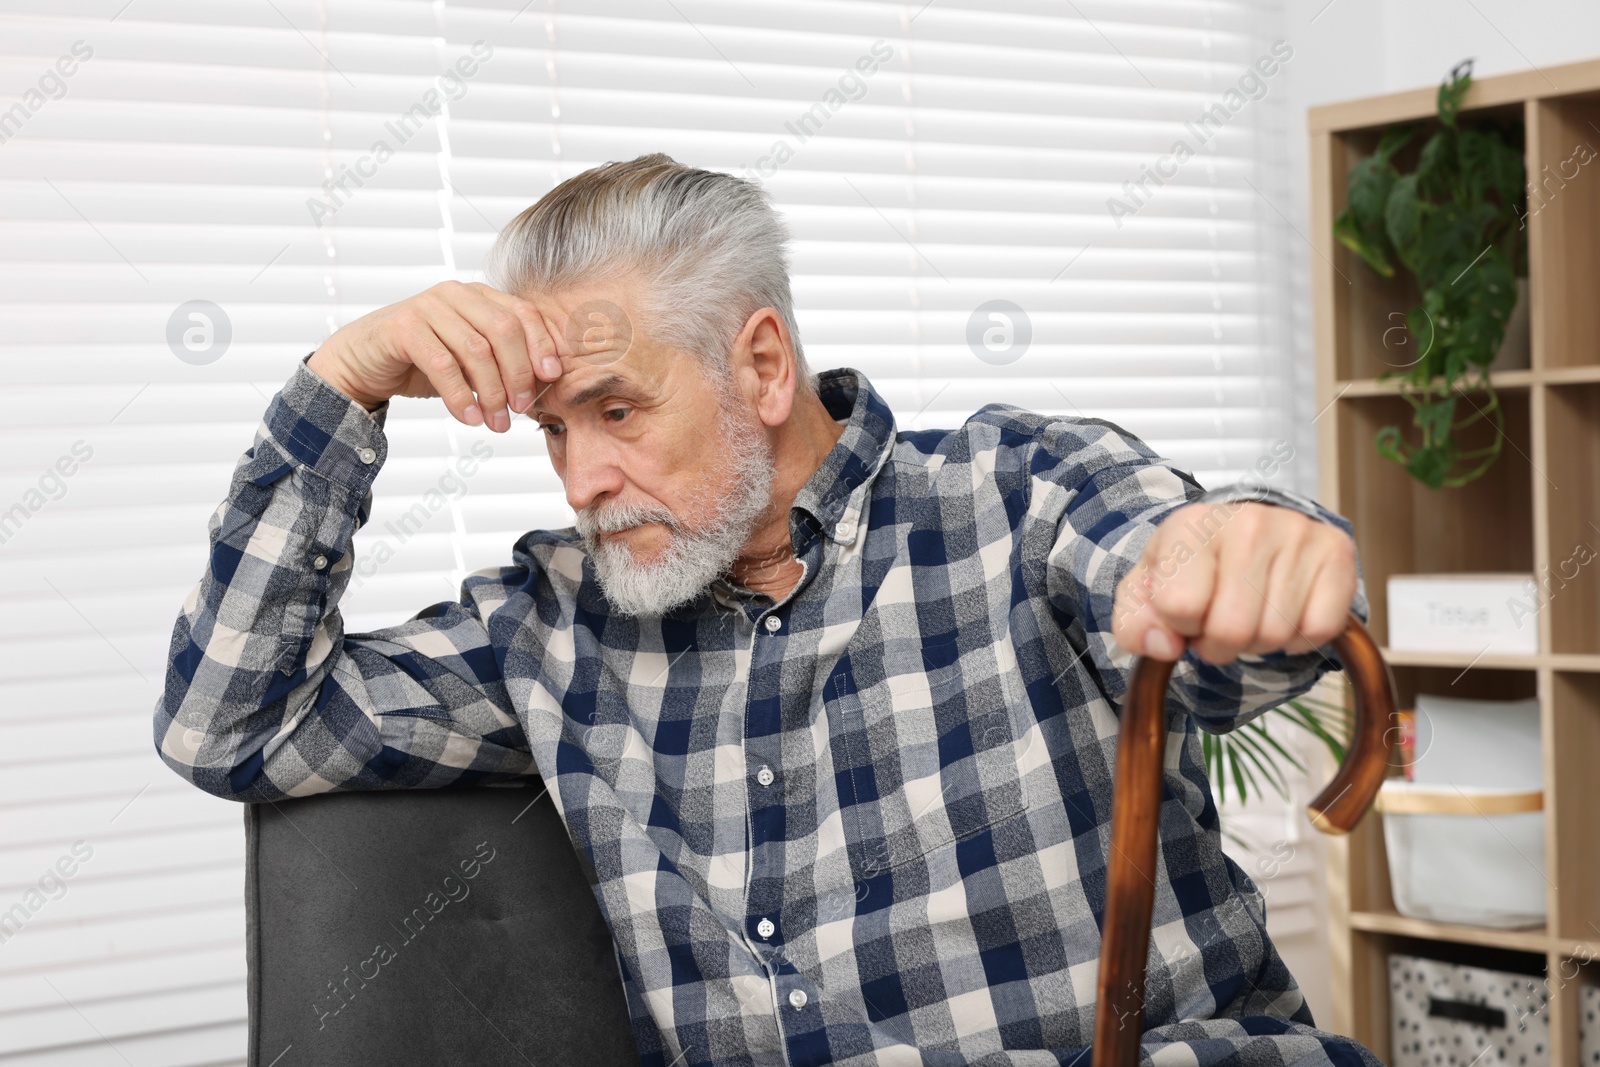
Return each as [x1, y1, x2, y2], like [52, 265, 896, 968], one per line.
[1377, 781, 1546, 927]
[1390, 954, 1549, 1067]
[1379, 693, 1548, 927]
[1411, 694, 1543, 790]
[1387, 573, 1539, 655]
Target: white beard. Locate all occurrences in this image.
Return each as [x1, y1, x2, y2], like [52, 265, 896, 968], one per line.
[575, 377, 776, 617]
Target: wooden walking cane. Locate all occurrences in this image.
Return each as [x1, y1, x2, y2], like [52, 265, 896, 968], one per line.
[1090, 611, 1397, 1067]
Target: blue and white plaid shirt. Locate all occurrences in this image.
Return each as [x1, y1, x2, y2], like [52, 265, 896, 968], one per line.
[156, 354, 1377, 1067]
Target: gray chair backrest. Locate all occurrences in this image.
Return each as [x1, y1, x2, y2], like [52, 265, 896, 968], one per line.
[244, 779, 639, 1066]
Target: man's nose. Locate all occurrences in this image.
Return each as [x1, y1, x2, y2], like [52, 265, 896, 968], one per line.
[560, 429, 626, 514]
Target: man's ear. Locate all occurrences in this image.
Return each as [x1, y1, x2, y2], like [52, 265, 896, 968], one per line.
[736, 307, 797, 429]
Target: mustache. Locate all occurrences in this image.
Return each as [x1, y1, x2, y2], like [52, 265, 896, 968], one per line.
[576, 498, 681, 536]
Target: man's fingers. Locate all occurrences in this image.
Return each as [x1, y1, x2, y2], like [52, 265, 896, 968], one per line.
[1293, 531, 1358, 651]
[471, 283, 566, 390]
[1143, 509, 1216, 638]
[432, 282, 542, 427]
[1113, 508, 1218, 660]
[403, 319, 483, 427]
[419, 293, 521, 432]
[448, 283, 540, 417]
[1188, 510, 1269, 665]
[1244, 522, 1317, 655]
[1115, 556, 1201, 661]
[1242, 523, 1354, 657]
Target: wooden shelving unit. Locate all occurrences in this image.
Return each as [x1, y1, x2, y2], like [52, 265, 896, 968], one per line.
[1309, 57, 1600, 1065]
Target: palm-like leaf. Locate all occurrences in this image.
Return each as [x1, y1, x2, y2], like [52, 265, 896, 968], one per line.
[1205, 693, 1356, 848]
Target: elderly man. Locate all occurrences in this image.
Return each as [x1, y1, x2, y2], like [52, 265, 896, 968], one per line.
[155, 154, 1376, 1067]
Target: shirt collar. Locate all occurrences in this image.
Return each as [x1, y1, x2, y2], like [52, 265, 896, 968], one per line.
[787, 366, 897, 550]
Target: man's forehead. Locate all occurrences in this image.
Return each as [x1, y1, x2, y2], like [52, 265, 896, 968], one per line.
[530, 366, 655, 415]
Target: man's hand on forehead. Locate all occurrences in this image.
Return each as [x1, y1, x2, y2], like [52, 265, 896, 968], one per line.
[304, 280, 637, 434]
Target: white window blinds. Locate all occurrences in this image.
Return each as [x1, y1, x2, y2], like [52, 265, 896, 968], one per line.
[0, 1, 1295, 1061]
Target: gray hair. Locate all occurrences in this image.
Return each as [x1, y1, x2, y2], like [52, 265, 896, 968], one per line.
[483, 153, 815, 394]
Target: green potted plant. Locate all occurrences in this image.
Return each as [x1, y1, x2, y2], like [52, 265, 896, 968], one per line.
[1333, 59, 1529, 490]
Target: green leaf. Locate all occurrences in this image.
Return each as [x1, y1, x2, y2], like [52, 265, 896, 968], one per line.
[1230, 734, 1286, 803]
[1228, 744, 1252, 804]
[1222, 725, 1297, 804]
[1276, 701, 1349, 763]
[1334, 210, 1395, 276]
[1416, 396, 1457, 443]
[1249, 720, 1310, 778]
[1348, 153, 1397, 224]
[1337, 150, 1402, 275]
[1460, 127, 1525, 208]
[1412, 200, 1481, 285]
[1374, 123, 1419, 162]
[1416, 129, 1457, 195]
[1437, 65, 1473, 128]
[1407, 440, 1455, 488]
[1385, 172, 1423, 254]
[1449, 248, 1518, 367]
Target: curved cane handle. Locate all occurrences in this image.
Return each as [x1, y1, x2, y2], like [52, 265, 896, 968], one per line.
[1090, 611, 1396, 1067]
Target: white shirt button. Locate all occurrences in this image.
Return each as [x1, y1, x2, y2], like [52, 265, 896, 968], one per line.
[756, 917, 775, 938]
[312, 554, 328, 570]
[788, 989, 807, 1010]
[764, 616, 781, 633]
[755, 765, 775, 787]
[837, 520, 855, 538]
[357, 446, 377, 465]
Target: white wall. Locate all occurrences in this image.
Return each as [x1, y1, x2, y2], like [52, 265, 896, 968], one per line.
[1379, 1, 1600, 89]
[1261, 0, 1597, 1031]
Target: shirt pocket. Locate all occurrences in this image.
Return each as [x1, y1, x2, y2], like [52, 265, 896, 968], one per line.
[831, 637, 1031, 882]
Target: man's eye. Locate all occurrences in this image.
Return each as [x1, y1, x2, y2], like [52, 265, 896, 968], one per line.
[603, 408, 628, 422]
[538, 422, 564, 437]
